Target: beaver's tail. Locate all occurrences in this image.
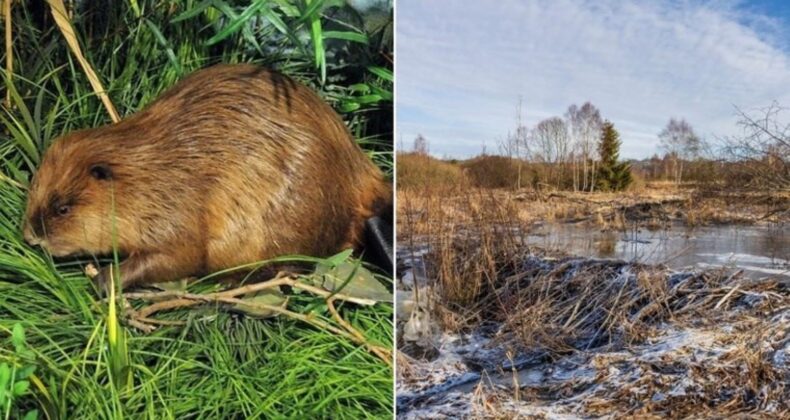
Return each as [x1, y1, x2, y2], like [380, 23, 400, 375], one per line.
[354, 171, 393, 274]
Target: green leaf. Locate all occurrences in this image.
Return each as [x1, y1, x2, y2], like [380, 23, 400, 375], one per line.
[151, 278, 189, 292]
[16, 349, 35, 360]
[295, 0, 325, 25]
[170, 0, 214, 23]
[11, 324, 25, 350]
[339, 101, 361, 113]
[348, 83, 370, 93]
[231, 290, 287, 318]
[22, 410, 38, 420]
[143, 19, 183, 74]
[313, 261, 393, 304]
[370, 85, 393, 101]
[0, 364, 9, 387]
[128, 0, 141, 17]
[13, 380, 29, 396]
[367, 66, 393, 82]
[14, 366, 35, 381]
[323, 249, 354, 267]
[308, 303, 328, 315]
[308, 6, 326, 83]
[323, 30, 368, 44]
[209, 0, 265, 53]
[272, 0, 299, 17]
[355, 94, 382, 104]
[206, 0, 269, 46]
[260, 7, 289, 34]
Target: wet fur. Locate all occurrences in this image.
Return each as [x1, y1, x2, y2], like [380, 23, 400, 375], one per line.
[23, 64, 391, 289]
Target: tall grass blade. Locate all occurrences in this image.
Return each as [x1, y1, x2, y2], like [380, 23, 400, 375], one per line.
[306, 0, 326, 83]
[206, 0, 269, 46]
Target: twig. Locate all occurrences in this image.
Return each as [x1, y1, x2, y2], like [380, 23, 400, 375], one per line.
[126, 317, 156, 333]
[327, 298, 392, 365]
[123, 275, 390, 363]
[137, 298, 199, 318]
[714, 285, 740, 310]
[124, 275, 377, 306]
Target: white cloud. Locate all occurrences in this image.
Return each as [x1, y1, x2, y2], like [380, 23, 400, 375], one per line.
[396, 0, 790, 158]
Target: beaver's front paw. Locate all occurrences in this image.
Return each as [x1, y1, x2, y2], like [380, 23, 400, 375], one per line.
[86, 264, 114, 297]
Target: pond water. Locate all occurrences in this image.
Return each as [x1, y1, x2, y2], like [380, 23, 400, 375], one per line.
[527, 222, 790, 279]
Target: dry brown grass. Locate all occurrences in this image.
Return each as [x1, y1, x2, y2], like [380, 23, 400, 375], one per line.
[396, 152, 465, 190]
[580, 314, 789, 418]
[398, 184, 528, 318]
[399, 185, 788, 238]
[397, 181, 789, 418]
[399, 226, 789, 416]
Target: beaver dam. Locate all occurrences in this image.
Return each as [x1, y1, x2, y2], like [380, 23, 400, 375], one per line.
[396, 237, 789, 418]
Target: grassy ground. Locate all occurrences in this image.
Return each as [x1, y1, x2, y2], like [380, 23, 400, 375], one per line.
[1, 1, 393, 418]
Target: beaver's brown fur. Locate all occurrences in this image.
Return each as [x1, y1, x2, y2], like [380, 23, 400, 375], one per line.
[22, 64, 391, 290]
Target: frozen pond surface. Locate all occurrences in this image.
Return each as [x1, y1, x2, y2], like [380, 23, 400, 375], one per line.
[527, 223, 789, 278]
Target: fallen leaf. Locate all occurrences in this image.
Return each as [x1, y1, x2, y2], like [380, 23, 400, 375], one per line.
[313, 261, 393, 304]
[231, 290, 287, 318]
[151, 278, 189, 292]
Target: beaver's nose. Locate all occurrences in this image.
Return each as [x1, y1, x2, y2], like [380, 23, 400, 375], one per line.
[22, 222, 41, 246]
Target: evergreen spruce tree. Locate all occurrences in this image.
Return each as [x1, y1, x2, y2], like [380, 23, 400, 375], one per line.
[596, 121, 633, 191]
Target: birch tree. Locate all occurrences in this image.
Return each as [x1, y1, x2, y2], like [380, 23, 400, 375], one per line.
[658, 118, 700, 184]
[566, 102, 603, 192]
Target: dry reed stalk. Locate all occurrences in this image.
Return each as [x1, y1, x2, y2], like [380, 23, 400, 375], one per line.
[47, 0, 120, 122]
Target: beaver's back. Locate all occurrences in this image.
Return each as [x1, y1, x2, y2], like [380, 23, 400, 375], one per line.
[89, 64, 388, 270]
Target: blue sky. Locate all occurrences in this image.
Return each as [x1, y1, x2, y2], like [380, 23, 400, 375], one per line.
[396, 0, 790, 159]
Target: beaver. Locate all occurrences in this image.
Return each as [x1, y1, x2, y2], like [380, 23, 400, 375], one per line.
[22, 64, 391, 291]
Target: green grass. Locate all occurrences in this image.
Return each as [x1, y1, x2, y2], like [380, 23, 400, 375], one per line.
[0, 1, 393, 418]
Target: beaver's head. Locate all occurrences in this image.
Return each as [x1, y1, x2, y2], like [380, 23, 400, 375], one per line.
[23, 131, 120, 257]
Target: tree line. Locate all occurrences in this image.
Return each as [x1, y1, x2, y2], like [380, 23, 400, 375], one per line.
[410, 101, 790, 192]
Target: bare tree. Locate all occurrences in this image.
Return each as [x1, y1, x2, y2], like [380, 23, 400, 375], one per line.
[413, 134, 429, 155]
[498, 98, 531, 189]
[658, 118, 701, 184]
[566, 104, 582, 191]
[566, 102, 603, 192]
[533, 117, 569, 188]
[719, 102, 790, 190]
[513, 98, 529, 189]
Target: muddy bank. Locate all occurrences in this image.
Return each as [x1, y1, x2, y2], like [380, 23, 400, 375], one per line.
[397, 254, 790, 418]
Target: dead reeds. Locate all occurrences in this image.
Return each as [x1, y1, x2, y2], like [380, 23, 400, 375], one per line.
[397, 180, 789, 417]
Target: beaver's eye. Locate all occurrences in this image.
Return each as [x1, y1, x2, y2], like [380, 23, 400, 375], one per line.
[57, 205, 71, 216]
[89, 163, 112, 181]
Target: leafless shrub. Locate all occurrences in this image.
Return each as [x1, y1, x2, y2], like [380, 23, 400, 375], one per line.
[719, 102, 790, 191]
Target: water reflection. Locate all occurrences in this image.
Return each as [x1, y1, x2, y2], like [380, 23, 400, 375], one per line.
[527, 223, 790, 278]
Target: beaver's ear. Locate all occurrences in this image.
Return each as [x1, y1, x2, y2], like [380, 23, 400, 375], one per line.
[89, 163, 113, 181]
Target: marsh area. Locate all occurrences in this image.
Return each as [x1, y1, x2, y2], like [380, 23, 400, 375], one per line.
[396, 213, 790, 418]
